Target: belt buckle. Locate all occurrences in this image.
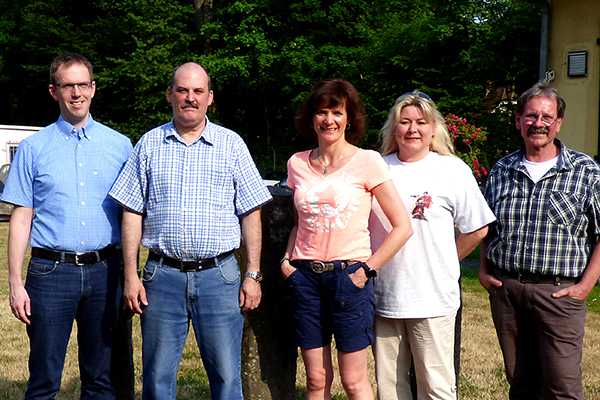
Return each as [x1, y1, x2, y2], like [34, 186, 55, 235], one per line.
[311, 261, 326, 273]
[74, 253, 85, 266]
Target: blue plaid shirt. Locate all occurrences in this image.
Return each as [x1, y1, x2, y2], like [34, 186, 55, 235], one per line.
[109, 119, 272, 260]
[1, 115, 132, 251]
[484, 141, 600, 277]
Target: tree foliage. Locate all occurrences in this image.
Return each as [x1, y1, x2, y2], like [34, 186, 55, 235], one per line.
[0, 0, 544, 177]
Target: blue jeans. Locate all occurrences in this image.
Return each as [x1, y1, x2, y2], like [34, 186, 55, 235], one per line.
[141, 254, 244, 400]
[25, 255, 121, 400]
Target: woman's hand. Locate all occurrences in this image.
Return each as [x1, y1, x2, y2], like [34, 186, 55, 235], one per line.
[348, 265, 369, 288]
[280, 259, 297, 279]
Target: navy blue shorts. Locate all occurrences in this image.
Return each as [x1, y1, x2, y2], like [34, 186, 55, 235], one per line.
[287, 260, 375, 353]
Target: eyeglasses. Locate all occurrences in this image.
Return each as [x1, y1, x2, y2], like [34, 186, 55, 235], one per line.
[54, 81, 93, 92]
[401, 90, 432, 101]
[522, 113, 559, 126]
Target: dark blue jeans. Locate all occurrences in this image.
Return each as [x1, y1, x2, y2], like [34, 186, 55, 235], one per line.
[24, 255, 121, 400]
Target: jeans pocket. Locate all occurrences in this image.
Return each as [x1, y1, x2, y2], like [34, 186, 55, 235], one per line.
[218, 255, 240, 284]
[142, 261, 160, 283]
[27, 258, 59, 277]
[342, 262, 366, 292]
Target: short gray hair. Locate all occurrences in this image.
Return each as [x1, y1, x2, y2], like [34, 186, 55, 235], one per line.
[516, 82, 566, 118]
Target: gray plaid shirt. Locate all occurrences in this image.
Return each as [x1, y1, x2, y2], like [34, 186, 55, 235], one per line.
[484, 141, 600, 277]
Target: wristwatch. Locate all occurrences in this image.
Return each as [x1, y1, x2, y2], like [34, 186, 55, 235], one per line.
[244, 271, 264, 282]
[361, 263, 377, 279]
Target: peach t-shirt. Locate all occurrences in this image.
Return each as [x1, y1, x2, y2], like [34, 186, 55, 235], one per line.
[287, 149, 390, 261]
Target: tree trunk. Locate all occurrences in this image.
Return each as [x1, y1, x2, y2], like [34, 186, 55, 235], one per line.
[241, 184, 297, 399]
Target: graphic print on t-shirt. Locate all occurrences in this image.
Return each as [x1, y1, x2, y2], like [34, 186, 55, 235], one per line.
[296, 173, 360, 232]
[410, 192, 432, 220]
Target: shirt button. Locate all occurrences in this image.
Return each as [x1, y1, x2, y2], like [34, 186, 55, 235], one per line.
[81, 221, 86, 226]
[93, 171, 98, 175]
[81, 201, 86, 206]
[80, 241, 85, 245]
[78, 163, 83, 167]
[80, 182, 85, 186]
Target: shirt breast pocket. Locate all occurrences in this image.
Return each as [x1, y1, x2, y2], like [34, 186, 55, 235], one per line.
[547, 192, 581, 226]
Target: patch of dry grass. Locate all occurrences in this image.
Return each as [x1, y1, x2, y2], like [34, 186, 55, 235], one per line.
[0, 221, 598, 399]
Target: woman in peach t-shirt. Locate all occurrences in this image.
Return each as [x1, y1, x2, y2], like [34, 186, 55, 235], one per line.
[281, 79, 412, 400]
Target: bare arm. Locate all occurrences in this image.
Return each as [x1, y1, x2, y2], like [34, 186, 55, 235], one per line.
[239, 208, 262, 311]
[347, 181, 412, 289]
[552, 239, 600, 300]
[121, 209, 147, 314]
[280, 203, 299, 279]
[8, 206, 33, 324]
[366, 180, 412, 269]
[456, 225, 488, 261]
[478, 238, 503, 290]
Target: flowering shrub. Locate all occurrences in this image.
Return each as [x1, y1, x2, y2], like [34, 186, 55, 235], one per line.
[445, 113, 489, 185]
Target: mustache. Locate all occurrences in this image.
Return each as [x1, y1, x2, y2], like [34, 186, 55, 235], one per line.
[182, 101, 198, 109]
[527, 125, 549, 136]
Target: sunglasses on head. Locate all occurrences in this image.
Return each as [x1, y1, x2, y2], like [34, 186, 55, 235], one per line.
[401, 90, 433, 101]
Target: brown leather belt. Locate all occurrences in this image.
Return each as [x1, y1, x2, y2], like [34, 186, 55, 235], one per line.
[293, 260, 352, 273]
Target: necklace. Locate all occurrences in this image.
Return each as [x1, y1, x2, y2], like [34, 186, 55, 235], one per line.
[318, 153, 330, 174]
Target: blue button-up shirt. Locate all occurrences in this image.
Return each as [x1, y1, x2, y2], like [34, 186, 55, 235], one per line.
[1, 115, 133, 251]
[108, 119, 272, 260]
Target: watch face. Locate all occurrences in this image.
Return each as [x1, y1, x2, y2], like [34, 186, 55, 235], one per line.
[246, 271, 263, 282]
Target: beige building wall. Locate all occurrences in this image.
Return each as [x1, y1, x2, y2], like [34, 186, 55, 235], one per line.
[549, 0, 600, 157]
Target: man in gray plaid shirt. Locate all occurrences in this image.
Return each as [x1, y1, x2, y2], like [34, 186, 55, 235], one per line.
[479, 82, 600, 400]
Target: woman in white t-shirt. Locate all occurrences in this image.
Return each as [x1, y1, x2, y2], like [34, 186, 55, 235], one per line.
[369, 91, 496, 400]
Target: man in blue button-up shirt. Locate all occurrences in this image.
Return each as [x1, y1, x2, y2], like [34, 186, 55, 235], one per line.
[109, 62, 272, 400]
[2, 53, 133, 399]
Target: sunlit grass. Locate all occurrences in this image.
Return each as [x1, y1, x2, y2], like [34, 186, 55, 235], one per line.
[0, 226, 598, 399]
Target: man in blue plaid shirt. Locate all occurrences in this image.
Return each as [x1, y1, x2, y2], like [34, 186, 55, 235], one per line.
[109, 62, 272, 400]
[479, 82, 600, 400]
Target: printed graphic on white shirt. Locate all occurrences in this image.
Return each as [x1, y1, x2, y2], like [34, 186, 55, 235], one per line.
[410, 192, 433, 220]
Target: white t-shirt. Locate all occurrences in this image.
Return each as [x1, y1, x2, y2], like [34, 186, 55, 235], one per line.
[521, 155, 558, 183]
[369, 152, 496, 318]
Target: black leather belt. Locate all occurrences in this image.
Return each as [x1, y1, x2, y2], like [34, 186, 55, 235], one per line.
[293, 260, 352, 273]
[149, 249, 235, 272]
[492, 267, 578, 285]
[31, 246, 118, 266]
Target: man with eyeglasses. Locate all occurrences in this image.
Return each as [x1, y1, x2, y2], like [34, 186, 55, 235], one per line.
[2, 52, 133, 399]
[479, 82, 600, 400]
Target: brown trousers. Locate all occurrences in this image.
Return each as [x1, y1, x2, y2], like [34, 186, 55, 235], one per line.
[488, 277, 586, 400]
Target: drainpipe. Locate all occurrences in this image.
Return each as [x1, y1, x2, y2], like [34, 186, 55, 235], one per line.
[539, 0, 551, 81]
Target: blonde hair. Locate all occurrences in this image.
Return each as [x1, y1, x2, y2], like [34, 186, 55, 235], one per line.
[380, 91, 455, 156]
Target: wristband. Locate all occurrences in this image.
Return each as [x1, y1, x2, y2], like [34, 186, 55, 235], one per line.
[361, 263, 377, 279]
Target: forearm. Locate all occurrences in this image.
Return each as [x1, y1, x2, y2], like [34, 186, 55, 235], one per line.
[241, 208, 262, 272]
[456, 226, 488, 261]
[121, 209, 143, 279]
[368, 180, 412, 270]
[367, 225, 412, 270]
[577, 240, 600, 292]
[8, 207, 33, 288]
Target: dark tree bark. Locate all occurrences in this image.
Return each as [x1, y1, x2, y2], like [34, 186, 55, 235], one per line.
[241, 185, 298, 399]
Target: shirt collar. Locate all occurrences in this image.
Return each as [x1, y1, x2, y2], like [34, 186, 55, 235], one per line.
[511, 139, 572, 172]
[56, 114, 95, 140]
[164, 117, 214, 146]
